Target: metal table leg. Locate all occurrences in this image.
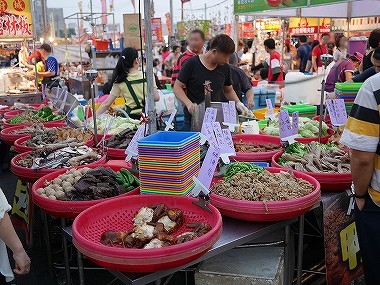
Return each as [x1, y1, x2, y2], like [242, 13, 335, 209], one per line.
[61, 218, 72, 285]
[76, 249, 85, 285]
[42, 211, 55, 284]
[284, 224, 290, 285]
[297, 214, 305, 285]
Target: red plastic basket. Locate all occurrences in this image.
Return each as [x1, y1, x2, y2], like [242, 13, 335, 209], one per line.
[312, 115, 331, 126]
[210, 167, 321, 222]
[271, 152, 352, 192]
[0, 123, 68, 145]
[231, 134, 282, 162]
[4, 110, 24, 119]
[0, 104, 42, 116]
[11, 150, 107, 183]
[94, 39, 109, 51]
[31, 163, 140, 218]
[72, 195, 222, 272]
[14, 135, 95, 153]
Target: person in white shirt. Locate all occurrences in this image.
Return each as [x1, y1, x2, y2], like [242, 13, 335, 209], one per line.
[333, 35, 347, 62]
[0, 189, 30, 283]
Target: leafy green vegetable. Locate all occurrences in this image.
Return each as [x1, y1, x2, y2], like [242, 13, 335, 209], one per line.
[224, 162, 265, 181]
[285, 142, 308, 157]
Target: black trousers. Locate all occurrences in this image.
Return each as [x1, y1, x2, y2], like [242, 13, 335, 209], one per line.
[0, 274, 7, 285]
[355, 195, 380, 285]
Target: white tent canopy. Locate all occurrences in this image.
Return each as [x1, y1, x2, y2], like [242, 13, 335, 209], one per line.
[238, 0, 380, 18]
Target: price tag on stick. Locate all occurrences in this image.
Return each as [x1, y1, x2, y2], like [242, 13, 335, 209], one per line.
[279, 110, 298, 144]
[200, 108, 217, 144]
[203, 123, 218, 148]
[164, 109, 177, 131]
[265, 99, 276, 120]
[222, 101, 239, 132]
[212, 122, 234, 164]
[192, 145, 220, 197]
[125, 125, 147, 162]
[292, 112, 299, 136]
[326, 99, 347, 126]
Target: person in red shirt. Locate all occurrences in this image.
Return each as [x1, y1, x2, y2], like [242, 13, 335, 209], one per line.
[251, 38, 284, 83]
[171, 29, 205, 86]
[311, 33, 330, 72]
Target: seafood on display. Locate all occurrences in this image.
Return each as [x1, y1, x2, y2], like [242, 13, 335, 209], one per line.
[277, 141, 350, 173]
[23, 127, 93, 147]
[211, 170, 314, 206]
[100, 204, 212, 249]
[36, 167, 139, 201]
[234, 141, 282, 153]
[16, 144, 101, 169]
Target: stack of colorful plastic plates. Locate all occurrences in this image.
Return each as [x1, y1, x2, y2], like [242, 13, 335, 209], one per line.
[138, 132, 200, 195]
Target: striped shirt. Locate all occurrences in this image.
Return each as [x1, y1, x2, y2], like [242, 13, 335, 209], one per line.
[340, 72, 380, 204]
[171, 50, 196, 86]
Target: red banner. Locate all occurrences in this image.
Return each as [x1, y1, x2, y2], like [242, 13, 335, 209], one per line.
[242, 22, 254, 38]
[165, 13, 171, 36]
[100, 0, 107, 25]
[289, 18, 331, 35]
[0, 0, 32, 38]
[151, 18, 163, 43]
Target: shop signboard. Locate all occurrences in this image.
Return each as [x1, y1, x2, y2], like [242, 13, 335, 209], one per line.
[151, 18, 163, 43]
[177, 20, 211, 40]
[234, 0, 307, 14]
[0, 0, 33, 38]
[289, 17, 331, 35]
[255, 19, 282, 31]
[322, 191, 363, 285]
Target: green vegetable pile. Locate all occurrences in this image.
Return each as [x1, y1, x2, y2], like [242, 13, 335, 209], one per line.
[263, 117, 329, 138]
[8, 108, 62, 124]
[224, 162, 265, 181]
[116, 168, 140, 192]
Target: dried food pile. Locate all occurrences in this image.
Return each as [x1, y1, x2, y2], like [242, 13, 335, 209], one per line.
[36, 167, 139, 201]
[16, 145, 101, 170]
[234, 141, 282, 153]
[8, 108, 62, 124]
[105, 128, 137, 149]
[100, 204, 211, 249]
[263, 117, 329, 138]
[22, 127, 93, 147]
[10, 124, 45, 135]
[211, 163, 314, 202]
[277, 142, 350, 173]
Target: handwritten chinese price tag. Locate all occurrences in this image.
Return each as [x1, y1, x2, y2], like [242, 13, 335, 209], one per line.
[326, 99, 348, 126]
[212, 122, 234, 164]
[222, 129, 236, 155]
[292, 112, 299, 136]
[222, 101, 239, 132]
[196, 145, 220, 190]
[203, 123, 218, 148]
[201, 108, 217, 135]
[265, 99, 276, 120]
[125, 125, 146, 162]
[279, 110, 298, 144]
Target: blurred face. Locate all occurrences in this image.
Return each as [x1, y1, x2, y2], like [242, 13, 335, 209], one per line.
[174, 47, 181, 55]
[339, 37, 347, 48]
[188, 33, 205, 54]
[253, 70, 261, 80]
[372, 56, 380, 73]
[321, 35, 330, 45]
[39, 49, 47, 60]
[211, 49, 230, 65]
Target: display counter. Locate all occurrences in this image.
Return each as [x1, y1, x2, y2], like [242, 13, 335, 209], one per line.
[0, 91, 42, 105]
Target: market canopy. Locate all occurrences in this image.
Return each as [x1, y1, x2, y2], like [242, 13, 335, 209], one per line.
[234, 0, 380, 18]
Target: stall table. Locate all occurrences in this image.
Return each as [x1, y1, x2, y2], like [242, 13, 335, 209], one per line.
[63, 216, 299, 285]
[0, 91, 42, 106]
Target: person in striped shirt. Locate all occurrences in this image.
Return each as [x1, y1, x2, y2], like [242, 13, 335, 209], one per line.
[171, 29, 205, 86]
[340, 72, 380, 285]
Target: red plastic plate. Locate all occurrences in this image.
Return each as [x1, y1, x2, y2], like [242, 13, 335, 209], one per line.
[271, 152, 352, 192]
[31, 163, 140, 218]
[72, 195, 222, 272]
[210, 167, 321, 222]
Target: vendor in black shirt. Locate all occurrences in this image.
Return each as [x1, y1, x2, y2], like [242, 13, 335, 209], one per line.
[361, 28, 380, 72]
[174, 34, 249, 131]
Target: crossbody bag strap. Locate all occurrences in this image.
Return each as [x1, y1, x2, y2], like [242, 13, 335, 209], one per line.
[124, 79, 144, 109]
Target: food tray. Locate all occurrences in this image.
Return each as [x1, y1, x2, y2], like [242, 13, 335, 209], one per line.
[210, 167, 321, 222]
[31, 163, 140, 218]
[312, 115, 332, 126]
[72, 195, 222, 272]
[11, 151, 107, 183]
[0, 123, 68, 145]
[271, 152, 352, 192]
[14, 135, 95, 154]
[0, 104, 42, 116]
[231, 134, 282, 162]
[261, 128, 334, 144]
[4, 110, 25, 119]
